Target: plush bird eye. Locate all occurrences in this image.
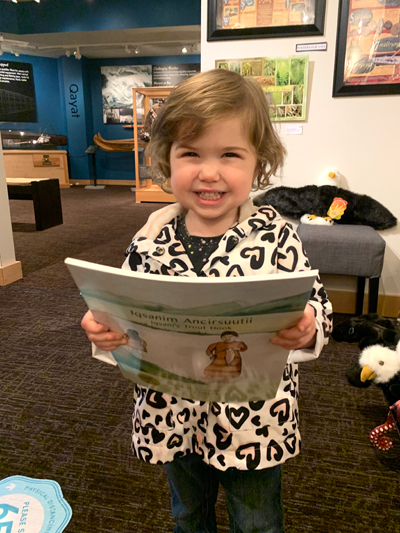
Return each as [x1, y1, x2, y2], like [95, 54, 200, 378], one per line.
[349, 327, 355, 335]
[379, 361, 384, 366]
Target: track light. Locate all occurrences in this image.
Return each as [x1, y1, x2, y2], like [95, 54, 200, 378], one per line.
[0, 46, 3, 57]
[34, 0, 40, 3]
[12, 0, 18, 4]
[125, 45, 131, 54]
[74, 47, 81, 60]
[182, 45, 188, 54]
[15, 51, 20, 57]
[134, 46, 139, 54]
[65, 49, 71, 57]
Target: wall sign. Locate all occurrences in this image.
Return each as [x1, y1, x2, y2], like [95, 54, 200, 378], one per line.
[0, 61, 37, 122]
[152, 64, 200, 86]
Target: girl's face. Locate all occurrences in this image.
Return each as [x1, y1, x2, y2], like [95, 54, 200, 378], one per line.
[169, 117, 258, 237]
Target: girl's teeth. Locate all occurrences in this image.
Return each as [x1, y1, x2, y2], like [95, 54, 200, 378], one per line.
[197, 192, 223, 200]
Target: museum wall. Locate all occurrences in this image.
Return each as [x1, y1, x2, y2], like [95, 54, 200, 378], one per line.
[200, 0, 400, 303]
[2, 0, 201, 34]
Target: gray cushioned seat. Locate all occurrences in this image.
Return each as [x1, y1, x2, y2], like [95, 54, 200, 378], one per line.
[297, 224, 386, 314]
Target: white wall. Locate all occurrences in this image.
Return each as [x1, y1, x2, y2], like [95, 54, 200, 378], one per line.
[201, 0, 400, 298]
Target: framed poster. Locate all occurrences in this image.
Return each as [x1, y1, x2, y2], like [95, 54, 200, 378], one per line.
[207, 0, 326, 41]
[101, 65, 152, 124]
[216, 56, 309, 121]
[0, 61, 37, 122]
[333, 0, 400, 97]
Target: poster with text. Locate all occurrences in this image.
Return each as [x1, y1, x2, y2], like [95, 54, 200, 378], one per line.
[101, 65, 152, 124]
[343, 0, 400, 86]
[0, 60, 37, 122]
[152, 63, 200, 87]
[216, 55, 309, 121]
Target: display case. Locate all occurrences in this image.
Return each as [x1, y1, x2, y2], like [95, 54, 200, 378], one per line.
[132, 87, 176, 203]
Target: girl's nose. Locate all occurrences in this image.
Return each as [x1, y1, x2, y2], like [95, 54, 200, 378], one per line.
[198, 163, 220, 182]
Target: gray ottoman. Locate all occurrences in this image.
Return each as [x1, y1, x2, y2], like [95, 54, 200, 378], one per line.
[297, 224, 386, 315]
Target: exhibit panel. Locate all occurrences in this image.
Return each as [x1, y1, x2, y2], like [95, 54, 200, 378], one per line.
[132, 86, 176, 203]
[3, 150, 70, 188]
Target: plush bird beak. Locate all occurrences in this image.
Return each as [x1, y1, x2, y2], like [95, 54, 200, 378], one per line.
[328, 171, 336, 178]
[361, 364, 377, 382]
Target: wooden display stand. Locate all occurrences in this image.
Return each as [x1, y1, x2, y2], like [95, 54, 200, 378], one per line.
[132, 87, 176, 203]
[3, 150, 70, 188]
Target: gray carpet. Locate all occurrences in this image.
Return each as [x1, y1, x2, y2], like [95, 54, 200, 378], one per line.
[1, 185, 399, 533]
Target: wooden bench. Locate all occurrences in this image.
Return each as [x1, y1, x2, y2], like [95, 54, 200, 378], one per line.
[7, 178, 63, 231]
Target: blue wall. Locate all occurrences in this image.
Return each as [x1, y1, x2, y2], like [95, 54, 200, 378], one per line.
[3, 0, 201, 34]
[0, 52, 200, 183]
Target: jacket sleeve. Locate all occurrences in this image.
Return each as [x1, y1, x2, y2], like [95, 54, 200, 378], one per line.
[91, 240, 146, 364]
[276, 223, 333, 363]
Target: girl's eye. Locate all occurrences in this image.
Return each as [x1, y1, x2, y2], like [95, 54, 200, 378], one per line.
[182, 152, 198, 157]
[224, 152, 239, 158]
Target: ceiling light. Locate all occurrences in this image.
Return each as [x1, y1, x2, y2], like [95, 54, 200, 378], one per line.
[15, 51, 20, 57]
[12, 0, 18, 3]
[34, 0, 40, 3]
[65, 49, 71, 57]
[134, 46, 139, 54]
[0, 47, 3, 56]
[74, 47, 81, 60]
[125, 45, 131, 54]
[182, 45, 188, 54]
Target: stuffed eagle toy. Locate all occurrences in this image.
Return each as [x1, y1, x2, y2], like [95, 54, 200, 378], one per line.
[345, 340, 400, 450]
[254, 169, 397, 230]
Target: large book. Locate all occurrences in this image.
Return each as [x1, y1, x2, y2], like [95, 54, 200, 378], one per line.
[66, 258, 318, 402]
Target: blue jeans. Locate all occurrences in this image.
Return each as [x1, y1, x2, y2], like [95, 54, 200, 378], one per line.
[164, 453, 284, 533]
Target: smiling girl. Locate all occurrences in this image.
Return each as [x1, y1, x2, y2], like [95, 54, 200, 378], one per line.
[81, 69, 332, 533]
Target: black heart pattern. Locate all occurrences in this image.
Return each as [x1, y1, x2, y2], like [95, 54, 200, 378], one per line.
[177, 408, 190, 424]
[284, 434, 297, 454]
[251, 416, 261, 426]
[217, 455, 226, 467]
[266, 440, 283, 462]
[146, 390, 167, 409]
[249, 400, 265, 411]
[270, 399, 290, 424]
[155, 415, 163, 426]
[225, 406, 249, 429]
[167, 434, 183, 449]
[277, 245, 298, 272]
[255, 425, 270, 438]
[226, 264, 245, 277]
[213, 424, 233, 450]
[151, 428, 165, 444]
[241, 247, 265, 270]
[137, 447, 153, 462]
[236, 443, 261, 470]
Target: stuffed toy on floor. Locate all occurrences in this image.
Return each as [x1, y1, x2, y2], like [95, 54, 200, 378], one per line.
[254, 169, 397, 230]
[345, 340, 400, 450]
[332, 313, 400, 350]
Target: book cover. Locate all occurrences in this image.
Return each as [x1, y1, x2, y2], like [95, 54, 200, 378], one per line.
[66, 258, 317, 402]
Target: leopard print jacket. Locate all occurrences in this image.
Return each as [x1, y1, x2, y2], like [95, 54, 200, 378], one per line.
[109, 200, 333, 470]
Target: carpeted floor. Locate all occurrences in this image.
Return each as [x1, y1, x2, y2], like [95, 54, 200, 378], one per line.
[1, 186, 399, 533]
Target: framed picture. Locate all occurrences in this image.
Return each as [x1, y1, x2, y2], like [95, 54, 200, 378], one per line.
[207, 0, 326, 41]
[333, 0, 400, 97]
[216, 55, 309, 122]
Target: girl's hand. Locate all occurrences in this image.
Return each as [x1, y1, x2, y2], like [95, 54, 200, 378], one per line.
[81, 310, 128, 352]
[270, 304, 316, 351]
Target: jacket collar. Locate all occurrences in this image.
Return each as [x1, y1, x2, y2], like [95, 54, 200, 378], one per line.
[132, 200, 281, 276]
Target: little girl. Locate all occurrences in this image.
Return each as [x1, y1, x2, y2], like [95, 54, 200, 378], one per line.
[82, 68, 332, 533]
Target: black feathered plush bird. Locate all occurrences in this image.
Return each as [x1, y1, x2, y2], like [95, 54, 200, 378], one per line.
[332, 313, 400, 350]
[254, 170, 397, 230]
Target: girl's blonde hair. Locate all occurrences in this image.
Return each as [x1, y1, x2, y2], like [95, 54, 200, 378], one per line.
[147, 68, 286, 191]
